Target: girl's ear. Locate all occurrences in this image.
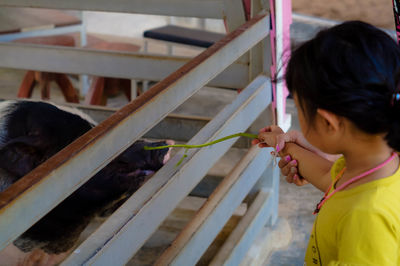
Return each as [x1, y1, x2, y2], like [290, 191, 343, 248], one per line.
[316, 109, 341, 133]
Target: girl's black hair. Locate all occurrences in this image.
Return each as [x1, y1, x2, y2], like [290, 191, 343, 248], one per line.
[285, 21, 400, 151]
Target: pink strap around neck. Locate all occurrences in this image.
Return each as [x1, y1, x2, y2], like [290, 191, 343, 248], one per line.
[335, 152, 397, 192]
[315, 152, 398, 213]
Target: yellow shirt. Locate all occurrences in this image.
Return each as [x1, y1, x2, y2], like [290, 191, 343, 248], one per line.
[305, 157, 400, 265]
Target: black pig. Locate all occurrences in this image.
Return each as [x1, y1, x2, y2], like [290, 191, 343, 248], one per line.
[0, 100, 172, 265]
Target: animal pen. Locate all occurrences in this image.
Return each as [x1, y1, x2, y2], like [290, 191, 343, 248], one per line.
[0, 0, 291, 265]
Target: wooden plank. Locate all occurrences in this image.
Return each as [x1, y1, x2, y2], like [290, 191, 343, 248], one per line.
[209, 189, 274, 266]
[0, 14, 270, 252]
[247, 0, 276, 203]
[177, 196, 247, 216]
[0, 0, 225, 19]
[223, 0, 248, 64]
[61, 75, 271, 266]
[61, 103, 252, 148]
[222, 0, 246, 33]
[0, 99, 251, 148]
[0, 8, 81, 34]
[53, 101, 212, 143]
[0, 24, 83, 42]
[155, 146, 272, 265]
[249, 1, 270, 80]
[0, 44, 249, 88]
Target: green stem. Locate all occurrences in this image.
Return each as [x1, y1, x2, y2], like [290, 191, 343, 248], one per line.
[144, 133, 258, 150]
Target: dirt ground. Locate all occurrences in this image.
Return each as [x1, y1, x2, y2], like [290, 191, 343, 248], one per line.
[292, 0, 395, 29]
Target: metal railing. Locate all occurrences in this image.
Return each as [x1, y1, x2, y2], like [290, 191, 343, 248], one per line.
[0, 1, 280, 264]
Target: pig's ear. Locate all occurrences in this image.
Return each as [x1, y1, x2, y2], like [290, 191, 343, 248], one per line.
[0, 136, 45, 177]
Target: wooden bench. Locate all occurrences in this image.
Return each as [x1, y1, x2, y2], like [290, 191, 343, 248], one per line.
[143, 25, 225, 48]
[84, 41, 141, 106]
[14, 35, 80, 103]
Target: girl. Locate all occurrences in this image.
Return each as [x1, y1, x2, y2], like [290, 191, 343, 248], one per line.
[255, 21, 400, 265]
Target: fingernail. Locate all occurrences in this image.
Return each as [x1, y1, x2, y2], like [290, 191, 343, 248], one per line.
[276, 144, 280, 152]
[285, 155, 291, 162]
[290, 167, 296, 174]
[290, 160, 297, 166]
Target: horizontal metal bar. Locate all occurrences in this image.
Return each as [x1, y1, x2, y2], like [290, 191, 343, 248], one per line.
[62, 75, 271, 265]
[156, 146, 272, 265]
[210, 188, 275, 266]
[0, 25, 83, 42]
[0, 0, 225, 19]
[71, 105, 256, 148]
[18, 100, 252, 148]
[61, 103, 212, 142]
[0, 14, 269, 252]
[0, 44, 249, 88]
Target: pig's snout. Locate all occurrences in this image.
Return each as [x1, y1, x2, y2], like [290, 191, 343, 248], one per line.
[163, 140, 174, 164]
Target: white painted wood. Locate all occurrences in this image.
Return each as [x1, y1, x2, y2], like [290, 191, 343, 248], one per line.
[79, 12, 89, 96]
[269, 163, 281, 225]
[222, 0, 248, 64]
[62, 75, 271, 266]
[222, 0, 246, 33]
[275, 0, 291, 131]
[210, 189, 274, 266]
[0, 0, 225, 19]
[0, 15, 270, 252]
[177, 196, 247, 216]
[0, 43, 249, 88]
[249, 0, 264, 80]
[156, 146, 272, 265]
[130, 80, 138, 100]
[249, 1, 270, 80]
[0, 25, 83, 42]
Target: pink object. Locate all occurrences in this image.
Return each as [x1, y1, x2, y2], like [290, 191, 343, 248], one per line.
[281, 0, 292, 121]
[275, 143, 280, 152]
[270, 0, 277, 110]
[243, 0, 251, 20]
[313, 152, 398, 214]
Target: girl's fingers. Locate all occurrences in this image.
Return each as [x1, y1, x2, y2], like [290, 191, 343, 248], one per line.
[278, 155, 292, 168]
[259, 126, 272, 133]
[293, 175, 308, 186]
[252, 139, 270, 148]
[280, 159, 297, 176]
[280, 163, 291, 176]
[275, 133, 297, 154]
[285, 172, 298, 184]
[285, 174, 294, 183]
[270, 125, 285, 134]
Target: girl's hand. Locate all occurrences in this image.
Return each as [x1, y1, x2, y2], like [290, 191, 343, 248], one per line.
[277, 153, 308, 186]
[252, 126, 304, 152]
[252, 126, 308, 186]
